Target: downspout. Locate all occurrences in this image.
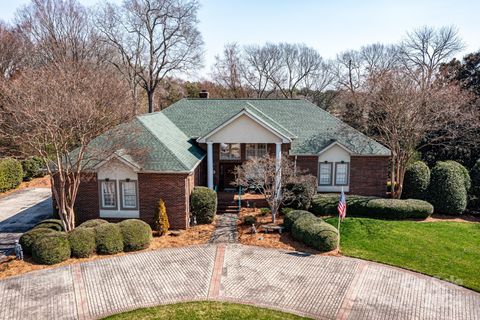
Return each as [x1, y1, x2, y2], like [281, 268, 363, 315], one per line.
[294, 155, 297, 175]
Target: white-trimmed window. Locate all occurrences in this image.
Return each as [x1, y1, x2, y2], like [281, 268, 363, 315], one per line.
[101, 180, 117, 209]
[335, 162, 349, 186]
[318, 162, 333, 186]
[246, 143, 267, 159]
[120, 180, 138, 210]
[220, 143, 241, 160]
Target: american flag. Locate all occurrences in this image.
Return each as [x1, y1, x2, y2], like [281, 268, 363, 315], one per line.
[338, 188, 347, 220]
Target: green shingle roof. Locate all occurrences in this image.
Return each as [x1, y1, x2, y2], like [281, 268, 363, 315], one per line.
[92, 98, 389, 173]
[162, 99, 391, 156]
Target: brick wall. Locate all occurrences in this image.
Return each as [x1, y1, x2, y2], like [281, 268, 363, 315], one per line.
[74, 174, 100, 225]
[294, 155, 319, 178]
[349, 156, 389, 197]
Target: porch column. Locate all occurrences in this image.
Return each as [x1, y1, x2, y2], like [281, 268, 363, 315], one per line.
[207, 142, 214, 189]
[275, 142, 282, 194]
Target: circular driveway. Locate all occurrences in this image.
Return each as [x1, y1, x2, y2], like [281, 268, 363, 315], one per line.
[0, 244, 478, 320]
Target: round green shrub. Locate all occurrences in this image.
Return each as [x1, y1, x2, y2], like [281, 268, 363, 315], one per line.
[291, 215, 338, 252]
[243, 215, 257, 225]
[32, 232, 71, 265]
[471, 159, 480, 198]
[190, 186, 217, 224]
[429, 161, 468, 215]
[444, 160, 471, 192]
[78, 219, 109, 229]
[0, 157, 23, 192]
[19, 228, 56, 255]
[21, 157, 44, 181]
[118, 219, 152, 252]
[68, 227, 96, 258]
[283, 210, 315, 231]
[402, 161, 430, 200]
[33, 219, 64, 231]
[94, 223, 124, 254]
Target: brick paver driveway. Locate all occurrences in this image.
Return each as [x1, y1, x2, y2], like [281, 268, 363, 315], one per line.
[0, 244, 479, 320]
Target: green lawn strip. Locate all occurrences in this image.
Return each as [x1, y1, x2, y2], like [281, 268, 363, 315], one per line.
[102, 301, 310, 320]
[325, 217, 480, 292]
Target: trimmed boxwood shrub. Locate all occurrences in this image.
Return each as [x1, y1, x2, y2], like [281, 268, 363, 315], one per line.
[0, 157, 23, 192]
[444, 160, 471, 192]
[402, 161, 430, 200]
[33, 219, 64, 232]
[429, 161, 468, 215]
[21, 157, 44, 181]
[190, 186, 217, 224]
[32, 232, 71, 265]
[94, 223, 124, 254]
[311, 194, 433, 219]
[19, 228, 56, 255]
[471, 159, 480, 198]
[283, 210, 315, 231]
[118, 219, 152, 252]
[291, 215, 338, 252]
[78, 219, 108, 229]
[68, 227, 96, 258]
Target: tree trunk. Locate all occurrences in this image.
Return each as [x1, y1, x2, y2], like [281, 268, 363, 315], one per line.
[147, 90, 154, 113]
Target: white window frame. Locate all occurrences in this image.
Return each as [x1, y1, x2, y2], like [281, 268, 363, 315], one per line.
[318, 162, 333, 186]
[246, 143, 268, 160]
[120, 180, 138, 210]
[219, 143, 241, 160]
[100, 180, 118, 210]
[334, 162, 350, 186]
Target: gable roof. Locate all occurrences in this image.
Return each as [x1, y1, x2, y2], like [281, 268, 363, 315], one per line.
[162, 99, 391, 156]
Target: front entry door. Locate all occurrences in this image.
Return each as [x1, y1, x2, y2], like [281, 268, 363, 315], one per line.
[219, 163, 239, 190]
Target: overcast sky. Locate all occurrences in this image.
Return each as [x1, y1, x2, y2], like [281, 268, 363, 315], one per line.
[2, 0, 479, 80]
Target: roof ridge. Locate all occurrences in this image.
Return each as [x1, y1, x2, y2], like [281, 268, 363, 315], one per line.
[245, 102, 296, 137]
[136, 115, 191, 171]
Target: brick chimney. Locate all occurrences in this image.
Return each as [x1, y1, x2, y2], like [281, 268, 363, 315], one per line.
[199, 89, 209, 99]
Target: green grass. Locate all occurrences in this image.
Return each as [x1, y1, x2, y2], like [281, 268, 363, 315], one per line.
[102, 301, 310, 320]
[325, 217, 480, 291]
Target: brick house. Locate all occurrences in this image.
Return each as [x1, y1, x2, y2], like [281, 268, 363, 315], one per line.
[73, 98, 390, 229]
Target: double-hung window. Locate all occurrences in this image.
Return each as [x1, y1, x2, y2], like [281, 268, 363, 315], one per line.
[120, 181, 138, 210]
[318, 162, 333, 186]
[101, 180, 117, 209]
[220, 143, 241, 160]
[335, 163, 349, 185]
[246, 143, 267, 159]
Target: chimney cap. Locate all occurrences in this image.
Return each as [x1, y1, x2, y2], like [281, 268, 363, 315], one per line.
[199, 89, 209, 99]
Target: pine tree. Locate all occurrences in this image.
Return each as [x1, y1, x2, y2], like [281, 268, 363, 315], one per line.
[155, 198, 169, 236]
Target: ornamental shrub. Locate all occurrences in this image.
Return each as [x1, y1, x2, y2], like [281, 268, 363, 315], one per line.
[68, 227, 96, 258]
[19, 228, 56, 255]
[402, 161, 430, 200]
[444, 160, 471, 192]
[243, 215, 257, 225]
[284, 176, 317, 210]
[118, 219, 152, 252]
[78, 219, 108, 229]
[33, 219, 64, 232]
[21, 157, 44, 181]
[94, 223, 124, 254]
[310, 194, 433, 219]
[429, 161, 468, 215]
[190, 187, 217, 224]
[283, 210, 315, 231]
[32, 232, 71, 265]
[471, 159, 480, 198]
[0, 157, 23, 192]
[154, 198, 169, 236]
[291, 215, 338, 252]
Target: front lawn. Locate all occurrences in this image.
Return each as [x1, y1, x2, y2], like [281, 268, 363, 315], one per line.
[102, 301, 309, 320]
[325, 217, 480, 291]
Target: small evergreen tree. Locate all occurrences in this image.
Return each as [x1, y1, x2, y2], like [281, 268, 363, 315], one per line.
[155, 198, 169, 236]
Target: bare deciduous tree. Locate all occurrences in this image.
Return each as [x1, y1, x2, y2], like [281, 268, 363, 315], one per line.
[234, 155, 316, 223]
[96, 0, 204, 113]
[0, 63, 134, 231]
[211, 43, 248, 98]
[0, 22, 30, 79]
[242, 44, 279, 98]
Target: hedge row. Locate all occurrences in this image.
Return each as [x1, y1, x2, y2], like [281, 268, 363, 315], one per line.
[21, 157, 44, 181]
[19, 218, 152, 265]
[311, 195, 433, 219]
[286, 210, 338, 252]
[0, 158, 23, 193]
